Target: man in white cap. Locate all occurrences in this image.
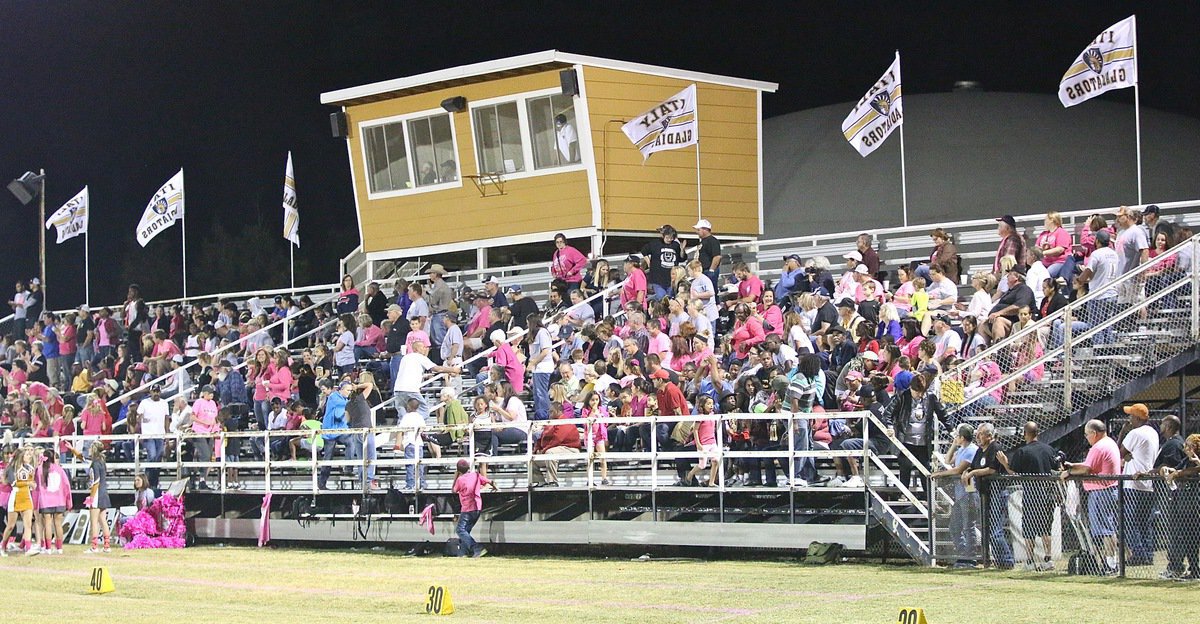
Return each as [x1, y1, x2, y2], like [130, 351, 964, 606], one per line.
[393, 334, 461, 423]
[484, 276, 508, 310]
[685, 219, 722, 285]
[76, 304, 96, 369]
[834, 251, 863, 302]
[425, 264, 453, 355]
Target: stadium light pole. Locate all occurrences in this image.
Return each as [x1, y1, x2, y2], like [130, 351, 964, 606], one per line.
[7, 169, 47, 308]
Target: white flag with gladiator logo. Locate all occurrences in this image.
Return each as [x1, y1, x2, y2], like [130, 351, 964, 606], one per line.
[45, 186, 89, 243]
[1059, 16, 1137, 107]
[841, 53, 903, 157]
[282, 151, 299, 247]
[137, 169, 185, 247]
[621, 84, 698, 161]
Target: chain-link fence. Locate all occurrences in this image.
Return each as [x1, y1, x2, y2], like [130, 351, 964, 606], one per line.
[933, 473, 1199, 580]
[937, 237, 1200, 456]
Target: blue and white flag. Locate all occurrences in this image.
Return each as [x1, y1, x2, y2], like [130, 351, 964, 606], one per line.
[1059, 15, 1137, 107]
[842, 53, 903, 158]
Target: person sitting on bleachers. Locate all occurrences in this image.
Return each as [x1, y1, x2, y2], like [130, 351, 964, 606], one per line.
[531, 401, 581, 487]
[980, 267, 1035, 342]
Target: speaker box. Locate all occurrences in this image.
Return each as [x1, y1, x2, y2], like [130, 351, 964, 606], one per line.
[440, 96, 467, 113]
[329, 111, 348, 138]
[560, 69, 579, 97]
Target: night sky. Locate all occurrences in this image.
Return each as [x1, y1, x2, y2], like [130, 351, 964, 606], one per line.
[2, 1, 1197, 308]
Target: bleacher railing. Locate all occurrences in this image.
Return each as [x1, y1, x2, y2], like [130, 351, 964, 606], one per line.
[934, 233, 1199, 457]
[33, 411, 872, 498]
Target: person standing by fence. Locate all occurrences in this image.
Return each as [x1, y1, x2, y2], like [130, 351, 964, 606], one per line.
[1118, 404, 1159, 566]
[1000, 422, 1061, 571]
[1060, 419, 1121, 575]
[963, 423, 1014, 569]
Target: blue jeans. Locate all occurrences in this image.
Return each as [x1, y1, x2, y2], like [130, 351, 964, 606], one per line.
[1049, 318, 1090, 350]
[915, 264, 932, 283]
[456, 510, 481, 555]
[1087, 298, 1118, 346]
[389, 354, 404, 389]
[987, 487, 1015, 567]
[703, 270, 720, 289]
[791, 417, 815, 482]
[950, 492, 981, 562]
[489, 427, 527, 455]
[1123, 488, 1155, 561]
[317, 433, 354, 489]
[364, 432, 377, 482]
[253, 399, 270, 431]
[429, 312, 448, 349]
[404, 442, 425, 490]
[649, 283, 670, 302]
[353, 345, 378, 361]
[531, 373, 551, 421]
[141, 438, 165, 488]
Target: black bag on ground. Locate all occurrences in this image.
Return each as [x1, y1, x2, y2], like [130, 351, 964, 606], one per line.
[1067, 552, 1102, 576]
[443, 538, 469, 557]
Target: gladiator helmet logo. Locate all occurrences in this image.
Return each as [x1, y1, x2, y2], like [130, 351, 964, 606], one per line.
[870, 91, 893, 117]
[1082, 47, 1104, 74]
[152, 196, 170, 215]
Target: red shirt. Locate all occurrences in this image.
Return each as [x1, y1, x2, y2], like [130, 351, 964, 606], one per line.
[655, 381, 689, 417]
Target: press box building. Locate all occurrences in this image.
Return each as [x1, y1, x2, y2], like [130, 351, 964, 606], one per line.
[321, 50, 777, 276]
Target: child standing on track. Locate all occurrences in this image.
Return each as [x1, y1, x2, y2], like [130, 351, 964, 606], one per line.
[86, 441, 112, 553]
[451, 458, 495, 557]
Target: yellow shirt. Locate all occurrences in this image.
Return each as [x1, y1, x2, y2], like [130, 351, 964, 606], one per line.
[910, 290, 930, 321]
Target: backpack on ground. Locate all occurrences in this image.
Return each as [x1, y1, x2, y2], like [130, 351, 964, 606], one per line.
[801, 541, 843, 564]
[443, 538, 469, 557]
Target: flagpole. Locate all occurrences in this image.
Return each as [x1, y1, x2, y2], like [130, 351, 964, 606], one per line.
[181, 169, 188, 301]
[694, 103, 702, 221]
[897, 51, 908, 227]
[85, 231, 90, 308]
[290, 244, 295, 292]
[1132, 15, 1143, 205]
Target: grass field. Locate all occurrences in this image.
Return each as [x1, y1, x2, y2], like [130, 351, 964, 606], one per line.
[0, 546, 1187, 623]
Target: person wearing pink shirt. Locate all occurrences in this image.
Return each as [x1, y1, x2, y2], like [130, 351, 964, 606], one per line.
[353, 314, 385, 360]
[267, 351, 294, 403]
[487, 330, 524, 394]
[645, 321, 672, 370]
[757, 290, 784, 337]
[451, 458, 496, 557]
[190, 385, 221, 490]
[463, 295, 493, 355]
[733, 262, 763, 305]
[550, 233, 589, 290]
[246, 347, 274, 430]
[1061, 419, 1122, 573]
[36, 449, 72, 554]
[1035, 211, 1074, 279]
[620, 255, 647, 308]
[729, 304, 766, 360]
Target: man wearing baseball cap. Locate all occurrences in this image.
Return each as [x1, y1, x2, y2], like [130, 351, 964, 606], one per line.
[425, 263, 452, 352]
[393, 334, 461, 424]
[1119, 403, 1159, 565]
[774, 254, 806, 304]
[684, 218, 722, 285]
[641, 224, 684, 302]
[993, 215, 1027, 274]
[1074, 228, 1120, 345]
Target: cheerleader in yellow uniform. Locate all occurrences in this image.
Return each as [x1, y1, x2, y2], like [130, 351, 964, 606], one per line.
[1, 447, 38, 556]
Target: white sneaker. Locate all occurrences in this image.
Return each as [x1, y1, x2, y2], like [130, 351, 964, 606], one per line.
[778, 477, 789, 487]
[5, 543, 19, 552]
[26, 545, 41, 557]
[827, 475, 847, 487]
[844, 476, 865, 488]
[793, 478, 810, 487]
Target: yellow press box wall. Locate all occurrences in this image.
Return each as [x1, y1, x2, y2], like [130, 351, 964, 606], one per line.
[345, 69, 593, 254]
[583, 66, 761, 237]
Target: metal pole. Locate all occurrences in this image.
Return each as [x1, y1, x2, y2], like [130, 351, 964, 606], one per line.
[1063, 307, 1073, 412]
[39, 170, 46, 309]
[181, 170, 188, 301]
[1132, 15, 1143, 205]
[1191, 237, 1199, 340]
[1117, 482, 1127, 577]
[980, 483, 991, 568]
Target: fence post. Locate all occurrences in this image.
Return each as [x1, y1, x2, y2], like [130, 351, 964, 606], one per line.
[1191, 237, 1199, 340]
[980, 480, 992, 569]
[1117, 483, 1126, 578]
[1063, 307, 1073, 412]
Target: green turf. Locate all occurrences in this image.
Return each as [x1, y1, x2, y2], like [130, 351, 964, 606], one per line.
[0, 546, 1187, 623]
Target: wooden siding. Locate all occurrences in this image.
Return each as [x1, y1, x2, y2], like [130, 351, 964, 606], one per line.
[583, 66, 760, 236]
[346, 69, 592, 253]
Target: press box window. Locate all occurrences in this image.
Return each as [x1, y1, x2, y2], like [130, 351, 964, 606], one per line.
[527, 95, 579, 168]
[472, 102, 525, 174]
[363, 112, 458, 194]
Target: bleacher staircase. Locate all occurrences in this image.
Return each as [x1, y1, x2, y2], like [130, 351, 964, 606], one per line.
[871, 233, 1200, 566]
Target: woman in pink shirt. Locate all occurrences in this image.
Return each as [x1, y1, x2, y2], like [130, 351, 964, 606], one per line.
[247, 347, 274, 430]
[267, 350, 294, 403]
[729, 304, 766, 360]
[685, 395, 720, 486]
[80, 395, 112, 437]
[550, 233, 589, 289]
[757, 291, 784, 338]
[1035, 211, 1073, 279]
[487, 330, 524, 394]
[451, 458, 496, 557]
[619, 256, 647, 308]
[190, 385, 221, 489]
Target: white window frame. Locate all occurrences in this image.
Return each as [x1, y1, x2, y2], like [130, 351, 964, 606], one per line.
[359, 107, 462, 200]
[468, 87, 586, 182]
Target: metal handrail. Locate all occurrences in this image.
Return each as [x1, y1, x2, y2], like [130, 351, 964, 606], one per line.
[105, 292, 337, 406]
[941, 231, 1199, 391]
